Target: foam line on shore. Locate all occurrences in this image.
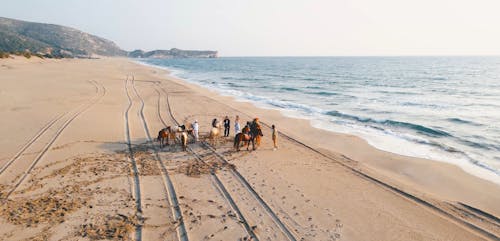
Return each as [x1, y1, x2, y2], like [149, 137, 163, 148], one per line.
[135, 59, 500, 186]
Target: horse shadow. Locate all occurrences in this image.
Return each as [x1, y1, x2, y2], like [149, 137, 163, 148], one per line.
[95, 137, 188, 156]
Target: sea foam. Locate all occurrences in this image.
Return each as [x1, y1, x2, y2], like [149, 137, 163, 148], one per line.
[139, 57, 500, 185]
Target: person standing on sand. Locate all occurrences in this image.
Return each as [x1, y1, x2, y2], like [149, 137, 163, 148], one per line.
[272, 124, 278, 150]
[234, 115, 241, 135]
[212, 118, 218, 128]
[223, 116, 230, 137]
[192, 120, 199, 142]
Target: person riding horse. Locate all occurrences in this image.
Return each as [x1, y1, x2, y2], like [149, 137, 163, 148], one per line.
[234, 118, 263, 151]
[234, 124, 252, 151]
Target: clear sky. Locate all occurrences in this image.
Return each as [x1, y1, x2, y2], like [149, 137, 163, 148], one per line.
[2, 0, 500, 56]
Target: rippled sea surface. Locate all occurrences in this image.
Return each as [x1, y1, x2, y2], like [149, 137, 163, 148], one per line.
[142, 57, 500, 184]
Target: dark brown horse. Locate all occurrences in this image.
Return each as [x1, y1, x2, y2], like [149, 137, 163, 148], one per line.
[157, 128, 169, 148]
[234, 127, 252, 151]
[234, 124, 263, 151]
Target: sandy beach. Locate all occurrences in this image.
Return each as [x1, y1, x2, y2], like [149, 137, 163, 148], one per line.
[1, 57, 499, 241]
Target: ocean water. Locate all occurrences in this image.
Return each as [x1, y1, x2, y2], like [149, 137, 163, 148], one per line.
[141, 57, 500, 185]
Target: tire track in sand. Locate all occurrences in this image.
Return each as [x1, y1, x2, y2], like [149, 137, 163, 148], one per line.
[153, 86, 256, 240]
[1, 80, 106, 201]
[0, 80, 100, 176]
[130, 76, 188, 241]
[158, 85, 297, 241]
[124, 75, 143, 241]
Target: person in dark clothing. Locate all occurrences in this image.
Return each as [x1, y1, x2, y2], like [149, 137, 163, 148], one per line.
[212, 118, 218, 128]
[223, 116, 230, 137]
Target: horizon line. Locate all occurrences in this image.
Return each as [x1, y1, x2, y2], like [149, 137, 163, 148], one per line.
[217, 54, 500, 58]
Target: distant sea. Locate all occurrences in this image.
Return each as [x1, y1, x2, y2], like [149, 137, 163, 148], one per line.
[141, 57, 500, 185]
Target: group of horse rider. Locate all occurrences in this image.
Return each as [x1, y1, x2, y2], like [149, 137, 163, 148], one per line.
[157, 115, 278, 151]
[211, 115, 256, 137]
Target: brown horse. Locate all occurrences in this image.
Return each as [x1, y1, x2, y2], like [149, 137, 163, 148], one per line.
[234, 124, 264, 151]
[157, 128, 169, 148]
[157, 125, 188, 148]
[234, 132, 252, 151]
[255, 132, 262, 147]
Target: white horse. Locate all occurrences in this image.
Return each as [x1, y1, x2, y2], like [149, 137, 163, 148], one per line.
[172, 125, 187, 141]
[159, 125, 186, 145]
[180, 131, 188, 151]
[208, 121, 222, 148]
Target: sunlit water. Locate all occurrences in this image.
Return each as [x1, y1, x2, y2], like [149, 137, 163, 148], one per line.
[141, 56, 500, 185]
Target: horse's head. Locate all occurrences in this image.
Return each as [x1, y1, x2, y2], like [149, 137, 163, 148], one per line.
[249, 124, 263, 137]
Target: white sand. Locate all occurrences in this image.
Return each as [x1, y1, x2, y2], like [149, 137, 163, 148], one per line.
[0, 56, 498, 241]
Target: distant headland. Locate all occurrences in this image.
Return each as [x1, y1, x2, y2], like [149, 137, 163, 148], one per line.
[0, 16, 217, 59]
[128, 48, 217, 59]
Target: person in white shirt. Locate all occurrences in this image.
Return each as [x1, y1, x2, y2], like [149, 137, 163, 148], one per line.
[234, 115, 241, 135]
[192, 120, 199, 142]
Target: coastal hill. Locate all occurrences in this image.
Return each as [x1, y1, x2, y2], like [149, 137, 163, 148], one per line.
[128, 48, 218, 58]
[0, 17, 126, 58]
[0, 16, 217, 59]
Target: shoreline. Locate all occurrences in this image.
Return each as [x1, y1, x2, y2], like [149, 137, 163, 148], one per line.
[137, 59, 500, 215]
[136, 59, 500, 186]
[1, 57, 498, 240]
